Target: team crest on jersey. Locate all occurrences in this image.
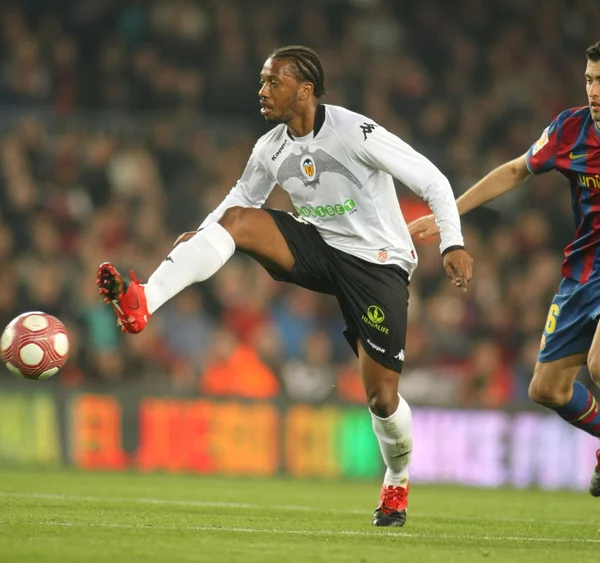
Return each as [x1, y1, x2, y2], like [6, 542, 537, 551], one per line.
[277, 146, 363, 190]
[377, 249, 388, 263]
[302, 156, 316, 179]
[532, 127, 549, 155]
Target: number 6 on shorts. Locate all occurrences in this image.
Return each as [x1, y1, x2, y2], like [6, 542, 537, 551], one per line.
[545, 303, 560, 334]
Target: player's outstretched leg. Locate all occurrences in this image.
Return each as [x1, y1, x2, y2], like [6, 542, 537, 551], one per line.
[97, 263, 149, 334]
[97, 209, 293, 334]
[96, 222, 236, 334]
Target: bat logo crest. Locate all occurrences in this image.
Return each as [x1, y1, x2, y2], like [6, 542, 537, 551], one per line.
[276, 146, 362, 190]
[302, 156, 315, 179]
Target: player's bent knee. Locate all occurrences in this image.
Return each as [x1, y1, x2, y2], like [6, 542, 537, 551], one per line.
[367, 388, 399, 418]
[528, 379, 571, 407]
[218, 206, 254, 247]
[527, 383, 553, 406]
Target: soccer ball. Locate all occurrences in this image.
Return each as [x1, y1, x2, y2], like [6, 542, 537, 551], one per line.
[0, 312, 69, 380]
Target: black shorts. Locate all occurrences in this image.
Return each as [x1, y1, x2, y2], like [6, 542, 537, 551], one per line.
[263, 209, 409, 373]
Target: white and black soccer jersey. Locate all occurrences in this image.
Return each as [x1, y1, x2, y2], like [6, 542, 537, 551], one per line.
[200, 104, 464, 277]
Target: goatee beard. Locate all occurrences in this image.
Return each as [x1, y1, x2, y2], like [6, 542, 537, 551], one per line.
[264, 115, 282, 125]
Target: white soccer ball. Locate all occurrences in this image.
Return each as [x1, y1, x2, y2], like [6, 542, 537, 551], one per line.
[1, 312, 70, 379]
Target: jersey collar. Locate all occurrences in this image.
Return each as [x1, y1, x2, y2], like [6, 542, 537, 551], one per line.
[287, 104, 326, 141]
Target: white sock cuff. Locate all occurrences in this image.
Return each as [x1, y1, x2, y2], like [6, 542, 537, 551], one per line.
[371, 394, 411, 435]
[189, 223, 236, 264]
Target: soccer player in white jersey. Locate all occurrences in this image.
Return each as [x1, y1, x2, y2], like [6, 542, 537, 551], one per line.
[98, 45, 473, 527]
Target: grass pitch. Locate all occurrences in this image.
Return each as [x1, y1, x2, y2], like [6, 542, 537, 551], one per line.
[0, 468, 598, 562]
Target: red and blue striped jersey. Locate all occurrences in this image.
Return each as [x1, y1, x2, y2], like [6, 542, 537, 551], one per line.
[526, 107, 600, 283]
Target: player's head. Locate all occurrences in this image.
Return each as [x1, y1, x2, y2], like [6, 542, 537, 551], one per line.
[586, 42, 600, 121]
[259, 45, 326, 125]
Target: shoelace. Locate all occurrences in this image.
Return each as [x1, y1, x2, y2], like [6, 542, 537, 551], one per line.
[380, 485, 408, 514]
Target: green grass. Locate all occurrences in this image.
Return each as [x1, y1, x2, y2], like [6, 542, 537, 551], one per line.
[0, 469, 599, 562]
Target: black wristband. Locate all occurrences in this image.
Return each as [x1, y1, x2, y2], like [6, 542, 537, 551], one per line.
[441, 245, 465, 257]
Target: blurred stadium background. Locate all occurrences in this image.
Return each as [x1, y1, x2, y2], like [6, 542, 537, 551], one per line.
[0, 0, 598, 490]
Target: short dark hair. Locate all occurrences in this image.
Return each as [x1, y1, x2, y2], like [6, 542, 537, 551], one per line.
[586, 42, 600, 62]
[269, 45, 327, 98]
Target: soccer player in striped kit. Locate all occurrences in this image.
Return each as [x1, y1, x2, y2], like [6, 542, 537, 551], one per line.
[410, 41, 600, 495]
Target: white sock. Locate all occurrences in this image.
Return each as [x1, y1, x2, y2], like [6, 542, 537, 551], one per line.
[144, 223, 235, 314]
[370, 394, 412, 487]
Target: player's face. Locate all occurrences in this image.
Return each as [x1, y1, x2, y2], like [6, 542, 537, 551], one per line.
[586, 60, 600, 122]
[259, 58, 302, 125]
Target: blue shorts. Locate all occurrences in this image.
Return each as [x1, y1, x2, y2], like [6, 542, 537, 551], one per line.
[538, 275, 600, 362]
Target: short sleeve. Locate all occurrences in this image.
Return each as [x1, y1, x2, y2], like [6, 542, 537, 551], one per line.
[526, 113, 566, 174]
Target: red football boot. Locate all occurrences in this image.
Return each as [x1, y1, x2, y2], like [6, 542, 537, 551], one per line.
[372, 483, 409, 527]
[97, 262, 149, 334]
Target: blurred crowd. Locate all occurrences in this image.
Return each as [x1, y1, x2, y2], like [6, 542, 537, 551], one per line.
[0, 0, 598, 407]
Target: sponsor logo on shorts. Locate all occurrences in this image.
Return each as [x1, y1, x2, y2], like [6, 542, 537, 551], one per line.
[362, 305, 389, 334]
[540, 334, 546, 351]
[294, 199, 356, 219]
[367, 305, 385, 323]
[366, 339, 386, 354]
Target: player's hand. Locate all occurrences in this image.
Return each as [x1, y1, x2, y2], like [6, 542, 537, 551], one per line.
[408, 214, 439, 240]
[442, 249, 473, 292]
[173, 231, 197, 247]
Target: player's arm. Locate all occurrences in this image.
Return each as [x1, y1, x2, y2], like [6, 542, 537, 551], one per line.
[199, 146, 276, 228]
[409, 112, 565, 240]
[349, 122, 472, 289]
[457, 155, 531, 214]
[174, 145, 276, 246]
[409, 155, 531, 240]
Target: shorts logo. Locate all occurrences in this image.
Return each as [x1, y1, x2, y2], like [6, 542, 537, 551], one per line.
[540, 334, 546, 351]
[302, 156, 315, 179]
[366, 338, 385, 354]
[394, 349, 405, 362]
[377, 249, 388, 263]
[367, 305, 385, 324]
[362, 305, 389, 334]
[289, 213, 310, 225]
